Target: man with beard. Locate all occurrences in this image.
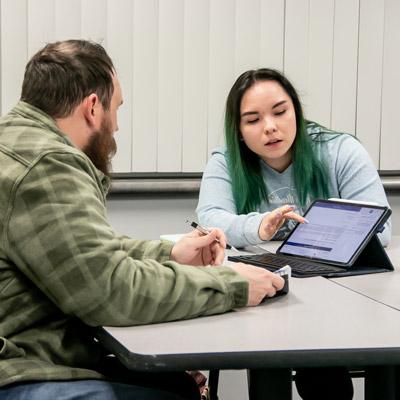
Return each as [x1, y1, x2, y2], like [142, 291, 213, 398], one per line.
[0, 40, 283, 400]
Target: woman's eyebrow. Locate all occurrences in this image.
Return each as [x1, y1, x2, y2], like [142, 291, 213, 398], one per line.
[272, 100, 287, 109]
[241, 100, 288, 117]
[241, 111, 258, 117]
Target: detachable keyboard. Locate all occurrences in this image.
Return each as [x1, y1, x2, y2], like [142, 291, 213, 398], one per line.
[228, 252, 345, 277]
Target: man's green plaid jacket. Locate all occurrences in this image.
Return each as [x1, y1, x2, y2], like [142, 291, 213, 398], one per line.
[0, 101, 248, 387]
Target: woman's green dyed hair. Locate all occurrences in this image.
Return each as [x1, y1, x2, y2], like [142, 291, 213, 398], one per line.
[225, 68, 330, 214]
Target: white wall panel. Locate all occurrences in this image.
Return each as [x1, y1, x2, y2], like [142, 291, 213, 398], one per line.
[54, 0, 81, 40]
[259, 0, 284, 71]
[356, 0, 385, 168]
[380, 0, 400, 170]
[182, 0, 209, 171]
[157, 0, 184, 171]
[306, 0, 334, 127]
[1, 0, 399, 173]
[27, 0, 54, 56]
[106, 0, 133, 172]
[331, 0, 359, 134]
[208, 0, 235, 154]
[1, 0, 27, 114]
[81, 0, 107, 44]
[284, 0, 309, 114]
[235, 0, 261, 75]
[131, 0, 158, 172]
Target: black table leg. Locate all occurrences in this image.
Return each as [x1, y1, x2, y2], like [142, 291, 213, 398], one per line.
[365, 366, 397, 400]
[208, 370, 219, 400]
[247, 368, 292, 400]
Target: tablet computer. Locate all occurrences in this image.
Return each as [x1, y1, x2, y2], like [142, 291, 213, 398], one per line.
[228, 199, 392, 277]
[276, 199, 391, 267]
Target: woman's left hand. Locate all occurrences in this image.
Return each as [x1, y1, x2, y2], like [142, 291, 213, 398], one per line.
[170, 228, 227, 266]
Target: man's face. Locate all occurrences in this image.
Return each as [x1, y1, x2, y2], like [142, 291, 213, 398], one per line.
[83, 74, 123, 176]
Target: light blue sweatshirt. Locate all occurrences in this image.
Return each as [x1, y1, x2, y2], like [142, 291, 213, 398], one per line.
[196, 125, 391, 248]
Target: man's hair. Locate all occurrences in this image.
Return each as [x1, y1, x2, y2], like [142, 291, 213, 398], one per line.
[21, 39, 115, 118]
[224, 68, 330, 214]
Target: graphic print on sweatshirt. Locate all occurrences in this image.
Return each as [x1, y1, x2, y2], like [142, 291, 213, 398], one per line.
[265, 187, 303, 240]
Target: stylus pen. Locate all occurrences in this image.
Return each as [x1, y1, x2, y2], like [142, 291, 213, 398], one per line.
[186, 220, 239, 252]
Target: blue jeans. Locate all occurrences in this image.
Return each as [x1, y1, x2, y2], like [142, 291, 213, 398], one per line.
[0, 380, 187, 400]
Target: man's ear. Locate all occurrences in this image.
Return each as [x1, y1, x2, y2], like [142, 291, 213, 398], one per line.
[83, 94, 100, 127]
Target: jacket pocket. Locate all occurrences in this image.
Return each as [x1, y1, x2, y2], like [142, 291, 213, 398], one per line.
[0, 337, 25, 359]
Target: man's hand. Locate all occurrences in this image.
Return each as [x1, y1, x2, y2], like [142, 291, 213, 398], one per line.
[170, 228, 227, 266]
[231, 263, 285, 306]
[259, 205, 307, 241]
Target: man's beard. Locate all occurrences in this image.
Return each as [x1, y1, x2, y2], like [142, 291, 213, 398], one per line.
[83, 116, 117, 176]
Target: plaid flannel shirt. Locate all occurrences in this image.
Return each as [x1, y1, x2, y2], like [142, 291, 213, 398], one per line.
[0, 102, 248, 387]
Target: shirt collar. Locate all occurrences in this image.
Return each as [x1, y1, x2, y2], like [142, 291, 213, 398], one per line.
[12, 101, 111, 194]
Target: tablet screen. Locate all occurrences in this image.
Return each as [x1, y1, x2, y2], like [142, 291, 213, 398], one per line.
[278, 200, 387, 264]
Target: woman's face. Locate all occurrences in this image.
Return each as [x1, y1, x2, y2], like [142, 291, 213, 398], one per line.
[239, 80, 297, 172]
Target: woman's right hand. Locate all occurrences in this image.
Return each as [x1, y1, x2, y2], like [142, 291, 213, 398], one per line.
[258, 205, 307, 241]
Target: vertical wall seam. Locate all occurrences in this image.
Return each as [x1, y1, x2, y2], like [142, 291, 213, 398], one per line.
[0, 0, 2, 115]
[130, 0, 134, 171]
[378, 1, 386, 170]
[329, 0, 336, 129]
[156, 0, 160, 172]
[282, 0, 286, 72]
[180, 0, 184, 172]
[354, 0, 361, 137]
[205, 0, 210, 169]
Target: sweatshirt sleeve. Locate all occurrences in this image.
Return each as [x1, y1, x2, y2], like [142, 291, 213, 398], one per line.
[330, 135, 391, 246]
[5, 152, 248, 326]
[196, 151, 267, 247]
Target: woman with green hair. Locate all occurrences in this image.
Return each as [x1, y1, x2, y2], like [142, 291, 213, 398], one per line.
[197, 68, 391, 249]
[197, 68, 392, 399]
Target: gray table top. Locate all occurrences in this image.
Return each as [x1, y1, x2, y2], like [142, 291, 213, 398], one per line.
[98, 236, 400, 371]
[101, 274, 400, 370]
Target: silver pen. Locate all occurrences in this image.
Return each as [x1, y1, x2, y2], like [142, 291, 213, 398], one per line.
[186, 220, 239, 252]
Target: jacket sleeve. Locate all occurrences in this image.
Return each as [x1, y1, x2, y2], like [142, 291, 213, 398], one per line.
[331, 135, 391, 246]
[196, 151, 267, 247]
[6, 152, 248, 326]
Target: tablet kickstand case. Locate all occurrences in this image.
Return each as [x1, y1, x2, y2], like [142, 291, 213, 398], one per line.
[324, 234, 394, 278]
